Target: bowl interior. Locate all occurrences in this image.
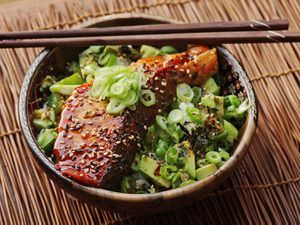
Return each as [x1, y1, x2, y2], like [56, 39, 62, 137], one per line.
[19, 13, 257, 213]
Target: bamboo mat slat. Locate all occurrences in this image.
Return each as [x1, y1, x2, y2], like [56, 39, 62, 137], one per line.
[0, 0, 299, 224]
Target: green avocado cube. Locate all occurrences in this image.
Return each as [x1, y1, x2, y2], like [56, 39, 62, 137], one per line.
[184, 150, 196, 179]
[139, 155, 170, 188]
[202, 78, 220, 95]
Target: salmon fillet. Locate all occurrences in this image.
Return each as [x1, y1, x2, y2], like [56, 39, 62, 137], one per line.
[53, 46, 218, 188]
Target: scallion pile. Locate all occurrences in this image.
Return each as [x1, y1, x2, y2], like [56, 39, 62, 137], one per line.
[120, 77, 251, 193]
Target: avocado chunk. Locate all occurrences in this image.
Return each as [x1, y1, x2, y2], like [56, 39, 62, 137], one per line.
[184, 150, 196, 179]
[139, 155, 170, 188]
[196, 164, 217, 180]
[140, 45, 160, 58]
[201, 94, 224, 118]
[223, 120, 238, 143]
[202, 77, 220, 95]
[37, 128, 58, 155]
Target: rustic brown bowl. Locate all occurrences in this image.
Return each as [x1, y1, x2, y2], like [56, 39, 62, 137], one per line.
[19, 13, 258, 214]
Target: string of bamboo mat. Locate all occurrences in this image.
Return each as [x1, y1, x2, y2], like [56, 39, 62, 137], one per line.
[0, 0, 299, 224]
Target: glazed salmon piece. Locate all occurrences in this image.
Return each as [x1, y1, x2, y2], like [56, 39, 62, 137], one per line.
[53, 46, 218, 188]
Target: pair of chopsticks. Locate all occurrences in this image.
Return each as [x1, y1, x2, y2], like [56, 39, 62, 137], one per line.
[0, 19, 299, 48]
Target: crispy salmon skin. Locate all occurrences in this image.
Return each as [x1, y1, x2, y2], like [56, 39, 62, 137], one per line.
[53, 46, 218, 188]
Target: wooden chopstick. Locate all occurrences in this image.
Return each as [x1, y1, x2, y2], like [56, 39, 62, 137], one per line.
[0, 19, 288, 40]
[0, 31, 299, 48]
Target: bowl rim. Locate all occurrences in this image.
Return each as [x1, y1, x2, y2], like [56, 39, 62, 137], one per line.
[19, 13, 258, 204]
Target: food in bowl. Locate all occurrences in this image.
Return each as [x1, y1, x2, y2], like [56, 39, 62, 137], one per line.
[32, 44, 251, 193]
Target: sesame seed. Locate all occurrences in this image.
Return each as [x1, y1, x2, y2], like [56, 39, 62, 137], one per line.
[128, 135, 134, 140]
[62, 131, 67, 138]
[67, 135, 73, 139]
[83, 168, 89, 173]
[61, 155, 66, 160]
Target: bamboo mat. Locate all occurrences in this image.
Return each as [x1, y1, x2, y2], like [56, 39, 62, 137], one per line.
[0, 0, 299, 224]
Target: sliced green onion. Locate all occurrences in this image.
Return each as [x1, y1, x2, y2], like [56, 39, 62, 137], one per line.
[106, 98, 126, 115]
[224, 95, 241, 107]
[158, 129, 171, 142]
[186, 107, 207, 125]
[165, 146, 179, 164]
[167, 109, 183, 124]
[219, 148, 230, 161]
[130, 154, 141, 172]
[171, 171, 183, 188]
[156, 115, 169, 131]
[109, 80, 131, 97]
[159, 46, 177, 55]
[195, 164, 217, 180]
[171, 126, 184, 143]
[176, 83, 194, 103]
[179, 179, 196, 187]
[224, 106, 244, 121]
[212, 130, 228, 141]
[68, 61, 81, 74]
[122, 90, 138, 107]
[161, 164, 178, 180]
[237, 98, 251, 114]
[144, 125, 157, 149]
[81, 63, 99, 81]
[196, 159, 207, 168]
[206, 151, 221, 165]
[140, 89, 156, 107]
[156, 139, 168, 158]
[98, 51, 117, 67]
[40, 76, 55, 92]
[179, 102, 194, 122]
[120, 176, 135, 193]
[192, 86, 202, 105]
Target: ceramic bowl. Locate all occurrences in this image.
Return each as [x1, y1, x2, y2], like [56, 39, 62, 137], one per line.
[19, 13, 258, 214]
